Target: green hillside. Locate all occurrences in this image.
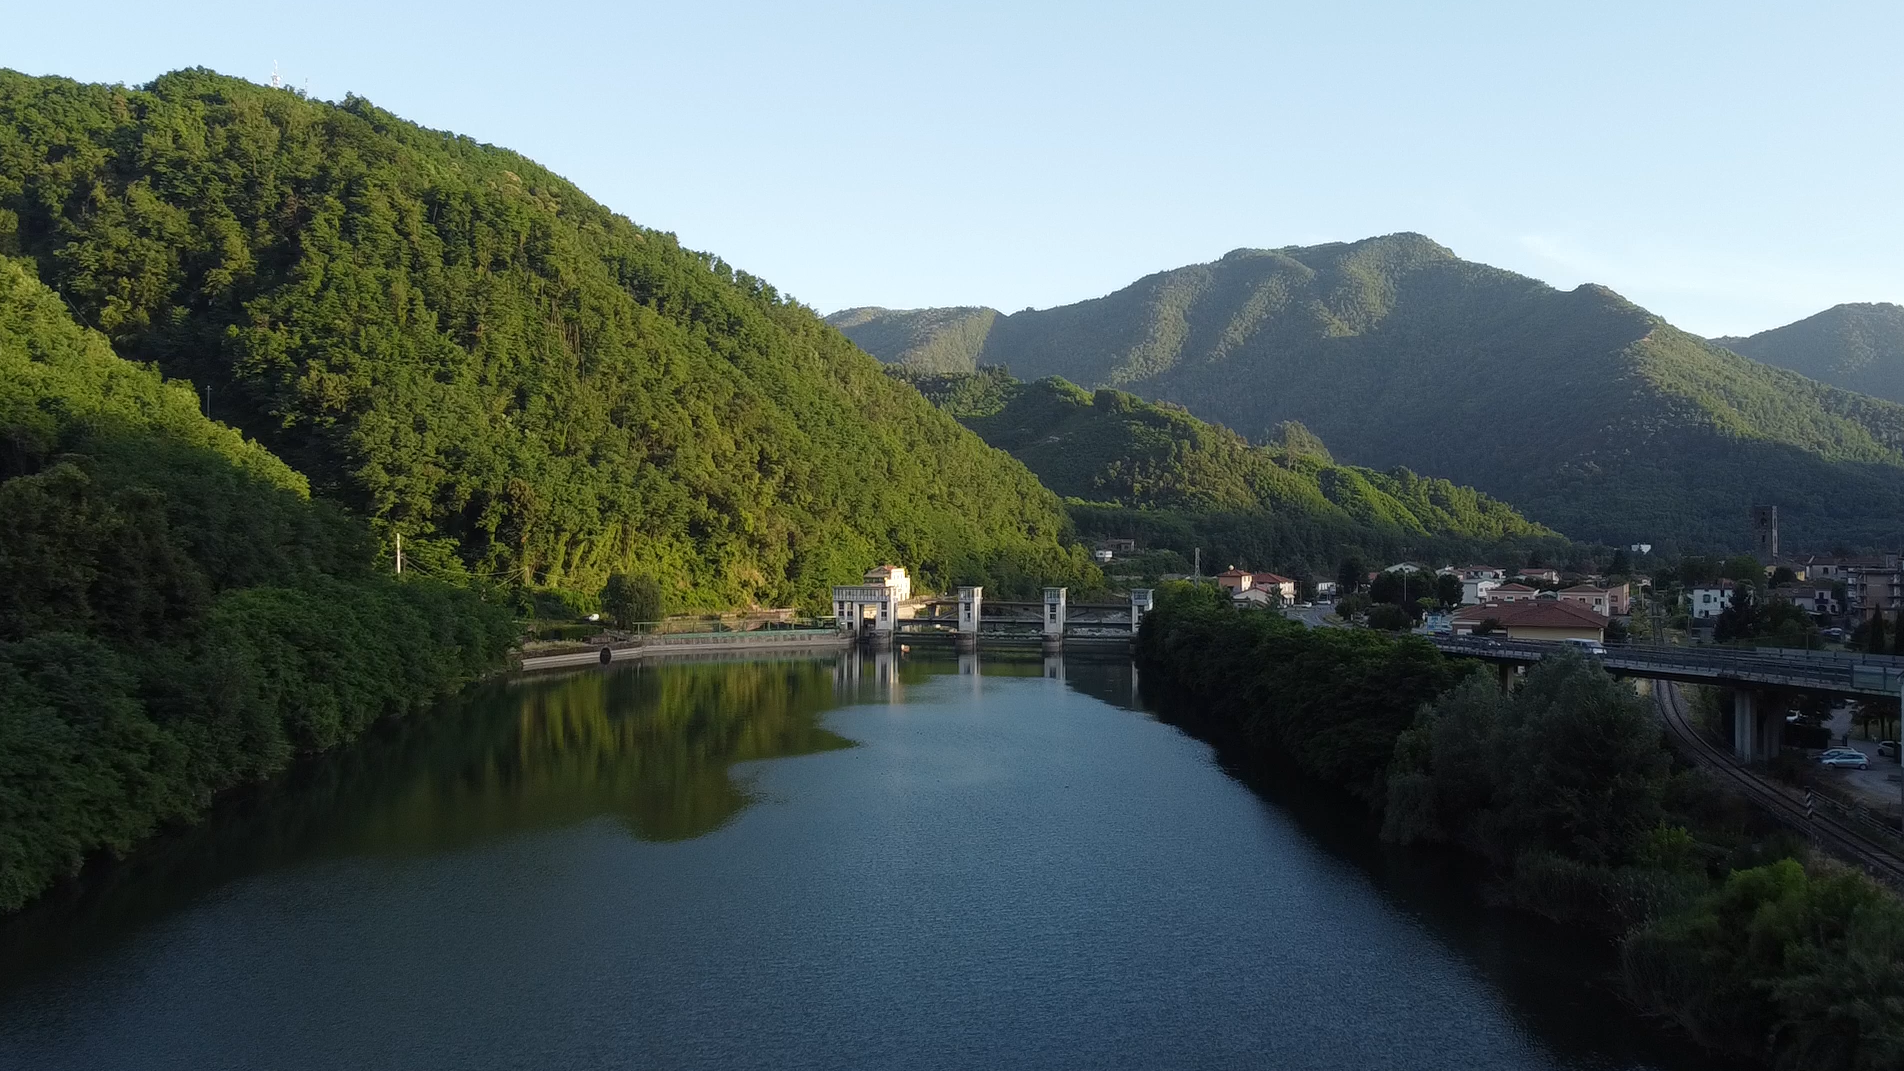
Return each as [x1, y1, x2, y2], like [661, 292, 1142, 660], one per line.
[896, 367, 1566, 573]
[0, 68, 1093, 609]
[1717, 302, 1904, 405]
[0, 258, 517, 911]
[837, 235, 1904, 553]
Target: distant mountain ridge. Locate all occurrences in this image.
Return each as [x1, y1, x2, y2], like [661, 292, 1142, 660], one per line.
[832, 235, 1904, 553]
[1715, 303, 1904, 405]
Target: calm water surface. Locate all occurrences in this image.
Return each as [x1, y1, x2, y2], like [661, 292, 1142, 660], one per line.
[0, 652, 1721, 1070]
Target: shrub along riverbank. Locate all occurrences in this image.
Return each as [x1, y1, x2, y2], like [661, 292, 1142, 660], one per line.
[1136, 584, 1904, 1071]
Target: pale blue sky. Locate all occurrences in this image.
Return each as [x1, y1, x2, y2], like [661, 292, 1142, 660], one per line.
[6, 0, 1899, 335]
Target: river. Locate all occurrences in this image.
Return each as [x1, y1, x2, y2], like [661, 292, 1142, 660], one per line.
[0, 651, 1723, 1070]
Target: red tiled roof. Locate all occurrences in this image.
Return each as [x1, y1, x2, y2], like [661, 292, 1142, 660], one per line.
[1559, 585, 1608, 595]
[1492, 583, 1538, 593]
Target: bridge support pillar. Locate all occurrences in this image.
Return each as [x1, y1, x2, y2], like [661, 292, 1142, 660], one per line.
[1498, 663, 1514, 693]
[1731, 688, 1781, 763]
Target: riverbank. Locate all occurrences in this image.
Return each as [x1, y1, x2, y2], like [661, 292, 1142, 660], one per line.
[1135, 583, 1904, 1071]
[518, 628, 850, 671]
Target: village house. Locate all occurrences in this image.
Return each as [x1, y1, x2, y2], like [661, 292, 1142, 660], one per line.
[1216, 567, 1297, 602]
[1461, 578, 1501, 606]
[1231, 587, 1278, 608]
[1774, 583, 1840, 618]
[1451, 600, 1608, 642]
[1558, 582, 1630, 617]
[1488, 583, 1540, 604]
[1689, 579, 1734, 619]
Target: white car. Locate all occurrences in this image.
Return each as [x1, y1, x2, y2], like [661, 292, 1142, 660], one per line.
[1819, 750, 1870, 770]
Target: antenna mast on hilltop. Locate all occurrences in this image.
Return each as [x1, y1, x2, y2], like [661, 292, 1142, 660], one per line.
[270, 61, 283, 90]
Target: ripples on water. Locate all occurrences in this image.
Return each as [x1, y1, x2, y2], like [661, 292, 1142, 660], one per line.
[0, 650, 1724, 1070]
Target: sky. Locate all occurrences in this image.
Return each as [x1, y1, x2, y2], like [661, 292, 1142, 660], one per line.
[5, 0, 1900, 336]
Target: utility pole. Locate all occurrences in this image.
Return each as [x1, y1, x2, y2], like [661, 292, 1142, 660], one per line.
[203, 384, 211, 420]
[1194, 547, 1201, 579]
[395, 532, 403, 575]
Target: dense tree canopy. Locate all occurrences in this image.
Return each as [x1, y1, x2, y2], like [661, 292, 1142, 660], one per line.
[0, 67, 1094, 610]
[0, 256, 516, 912]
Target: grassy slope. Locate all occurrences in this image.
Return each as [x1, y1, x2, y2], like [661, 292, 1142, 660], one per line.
[0, 68, 1092, 609]
[838, 236, 1904, 553]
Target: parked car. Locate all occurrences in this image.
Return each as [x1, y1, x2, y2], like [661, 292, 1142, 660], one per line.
[1823, 627, 1846, 641]
[1819, 750, 1871, 770]
[1879, 741, 1899, 759]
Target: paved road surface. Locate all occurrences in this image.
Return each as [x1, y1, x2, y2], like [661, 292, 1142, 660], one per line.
[1285, 604, 1341, 629]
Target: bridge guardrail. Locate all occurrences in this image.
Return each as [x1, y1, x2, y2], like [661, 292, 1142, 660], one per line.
[1432, 636, 1904, 697]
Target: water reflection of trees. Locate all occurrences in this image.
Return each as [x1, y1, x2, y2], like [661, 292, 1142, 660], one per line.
[359, 658, 857, 848]
[0, 658, 853, 981]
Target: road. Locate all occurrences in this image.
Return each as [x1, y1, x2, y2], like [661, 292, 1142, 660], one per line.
[1285, 603, 1342, 629]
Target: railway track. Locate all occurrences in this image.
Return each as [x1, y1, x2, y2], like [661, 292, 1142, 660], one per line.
[1653, 682, 1904, 889]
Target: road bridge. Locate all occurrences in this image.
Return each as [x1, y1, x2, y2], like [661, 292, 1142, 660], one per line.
[1432, 635, 1904, 763]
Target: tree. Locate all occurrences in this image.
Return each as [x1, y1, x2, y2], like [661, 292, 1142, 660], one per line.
[1337, 557, 1365, 595]
[1714, 585, 1763, 643]
[1435, 573, 1464, 608]
[1369, 569, 1414, 608]
[1719, 555, 1765, 587]
[1365, 603, 1412, 631]
[1473, 617, 1505, 636]
[601, 573, 664, 629]
[1608, 548, 1632, 578]
[1863, 612, 1888, 655]
[1770, 565, 1798, 588]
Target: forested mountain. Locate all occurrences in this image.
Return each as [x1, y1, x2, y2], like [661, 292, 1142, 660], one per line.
[0, 258, 518, 911]
[895, 367, 1566, 574]
[828, 306, 997, 374]
[1716, 303, 1904, 405]
[0, 68, 1093, 610]
[834, 235, 1904, 553]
